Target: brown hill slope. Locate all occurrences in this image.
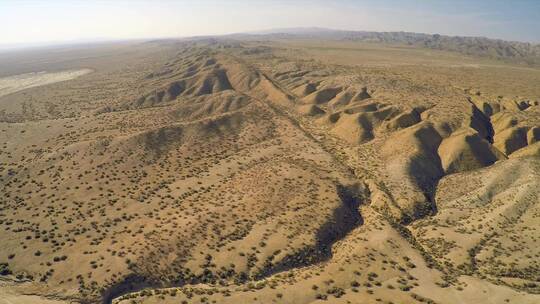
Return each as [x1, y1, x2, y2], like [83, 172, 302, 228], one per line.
[0, 39, 539, 304]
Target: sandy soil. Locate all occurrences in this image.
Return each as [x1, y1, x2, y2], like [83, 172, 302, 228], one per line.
[0, 280, 69, 304]
[0, 39, 538, 304]
[0, 69, 92, 98]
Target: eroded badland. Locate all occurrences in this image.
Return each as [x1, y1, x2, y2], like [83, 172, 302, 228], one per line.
[0, 38, 539, 304]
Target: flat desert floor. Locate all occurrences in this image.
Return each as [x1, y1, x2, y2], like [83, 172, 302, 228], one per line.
[0, 69, 93, 98]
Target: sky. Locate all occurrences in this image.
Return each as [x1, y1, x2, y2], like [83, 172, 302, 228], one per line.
[1, 0, 539, 48]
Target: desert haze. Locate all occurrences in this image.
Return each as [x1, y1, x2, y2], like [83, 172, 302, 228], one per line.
[0, 27, 539, 304]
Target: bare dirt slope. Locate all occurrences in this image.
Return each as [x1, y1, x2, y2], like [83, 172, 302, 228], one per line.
[0, 39, 539, 304]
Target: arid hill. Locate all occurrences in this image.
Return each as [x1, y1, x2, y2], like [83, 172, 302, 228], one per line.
[0, 37, 539, 304]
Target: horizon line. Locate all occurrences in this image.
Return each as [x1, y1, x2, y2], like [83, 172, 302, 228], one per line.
[1, 26, 538, 53]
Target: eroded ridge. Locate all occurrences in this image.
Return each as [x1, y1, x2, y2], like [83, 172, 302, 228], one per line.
[0, 39, 539, 304]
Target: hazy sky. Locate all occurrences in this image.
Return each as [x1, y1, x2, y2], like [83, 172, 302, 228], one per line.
[1, 0, 539, 47]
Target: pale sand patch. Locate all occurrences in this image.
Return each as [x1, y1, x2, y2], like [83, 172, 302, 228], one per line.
[0, 281, 69, 304]
[0, 69, 92, 98]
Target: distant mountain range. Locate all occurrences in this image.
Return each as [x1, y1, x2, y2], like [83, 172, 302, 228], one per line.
[234, 27, 540, 65]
